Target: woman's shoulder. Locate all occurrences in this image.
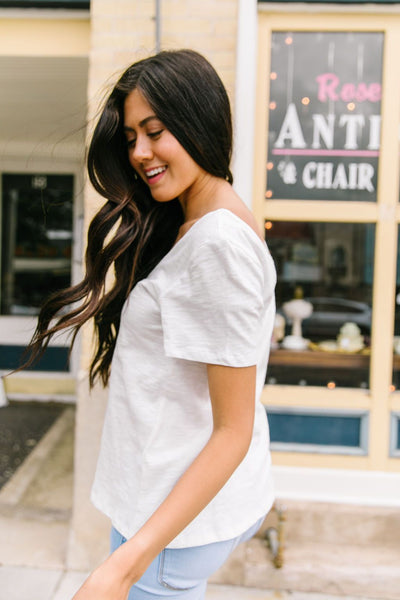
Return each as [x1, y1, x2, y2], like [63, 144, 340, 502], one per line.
[189, 208, 267, 256]
[171, 209, 275, 291]
[154, 207, 274, 283]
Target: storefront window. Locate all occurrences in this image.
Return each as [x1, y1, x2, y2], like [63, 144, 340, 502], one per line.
[392, 227, 400, 389]
[390, 412, 400, 457]
[266, 31, 383, 201]
[1, 173, 73, 316]
[266, 220, 374, 388]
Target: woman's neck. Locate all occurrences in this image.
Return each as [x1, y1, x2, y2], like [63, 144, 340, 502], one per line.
[179, 173, 228, 222]
[178, 175, 230, 222]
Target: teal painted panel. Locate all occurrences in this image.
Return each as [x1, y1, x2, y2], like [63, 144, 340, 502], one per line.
[0, 1, 89, 7]
[397, 418, 400, 450]
[0, 345, 70, 372]
[268, 412, 361, 447]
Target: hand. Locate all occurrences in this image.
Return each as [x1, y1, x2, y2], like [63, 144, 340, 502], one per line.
[71, 558, 132, 600]
[71, 531, 155, 600]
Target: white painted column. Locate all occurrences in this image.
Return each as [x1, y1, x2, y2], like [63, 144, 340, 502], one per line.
[232, 0, 258, 208]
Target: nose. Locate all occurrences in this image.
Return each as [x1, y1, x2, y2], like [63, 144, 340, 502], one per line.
[132, 134, 153, 162]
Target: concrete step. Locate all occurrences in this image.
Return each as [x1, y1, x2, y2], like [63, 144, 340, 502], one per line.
[210, 504, 400, 600]
[270, 500, 400, 547]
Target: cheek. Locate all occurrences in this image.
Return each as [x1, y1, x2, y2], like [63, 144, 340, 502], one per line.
[169, 148, 199, 175]
[161, 139, 182, 162]
[127, 151, 137, 168]
[127, 154, 147, 185]
[180, 158, 203, 182]
[159, 133, 190, 162]
[128, 154, 143, 179]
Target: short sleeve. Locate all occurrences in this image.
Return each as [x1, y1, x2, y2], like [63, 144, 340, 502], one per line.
[160, 240, 265, 366]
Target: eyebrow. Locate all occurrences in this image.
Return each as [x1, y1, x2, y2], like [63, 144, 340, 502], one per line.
[124, 116, 160, 132]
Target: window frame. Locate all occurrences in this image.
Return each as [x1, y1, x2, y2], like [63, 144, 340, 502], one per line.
[255, 10, 400, 470]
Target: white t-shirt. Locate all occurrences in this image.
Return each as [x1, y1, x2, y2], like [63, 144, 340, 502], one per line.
[91, 208, 276, 549]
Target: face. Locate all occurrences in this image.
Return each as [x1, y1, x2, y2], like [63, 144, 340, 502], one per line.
[124, 89, 208, 205]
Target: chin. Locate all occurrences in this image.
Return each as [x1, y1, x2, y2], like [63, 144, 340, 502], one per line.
[150, 192, 178, 204]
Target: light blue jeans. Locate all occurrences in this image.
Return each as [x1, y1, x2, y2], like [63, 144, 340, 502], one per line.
[110, 516, 264, 599]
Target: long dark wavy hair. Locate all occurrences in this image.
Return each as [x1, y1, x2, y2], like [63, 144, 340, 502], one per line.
[24, 49, 233, 387]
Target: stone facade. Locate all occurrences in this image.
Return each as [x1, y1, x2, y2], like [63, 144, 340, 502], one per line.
[68, 0, 240, 569]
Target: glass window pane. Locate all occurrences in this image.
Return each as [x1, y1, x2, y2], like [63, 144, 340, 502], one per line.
[268, 412, 362, 448]
[1, 174, 73, 316]
[397, 418, 400, 451]
[266, 221, 374, 388]
[390, 413, 400, 457]
[393, 227, 400, 388]
[267, 32, 383, 201]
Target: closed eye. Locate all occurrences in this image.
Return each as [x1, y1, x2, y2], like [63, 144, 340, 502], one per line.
[148, 129, 164, 139]
[126, 129, 163, 149]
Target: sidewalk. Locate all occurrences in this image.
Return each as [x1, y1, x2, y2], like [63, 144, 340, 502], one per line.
[0, 405, 396, 600]
[0, 566, 386, 600]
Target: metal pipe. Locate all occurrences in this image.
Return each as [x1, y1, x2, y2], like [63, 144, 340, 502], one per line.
[263, 502, 286, 568]
[155, 0, 161, 52]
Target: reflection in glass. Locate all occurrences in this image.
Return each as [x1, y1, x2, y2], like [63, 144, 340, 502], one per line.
[1, 174, 73, 316]
[392, 227, 400, 389]
[266, 221, 374, 388]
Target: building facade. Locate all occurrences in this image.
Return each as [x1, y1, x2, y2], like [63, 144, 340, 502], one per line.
[0, 0, 399, 568]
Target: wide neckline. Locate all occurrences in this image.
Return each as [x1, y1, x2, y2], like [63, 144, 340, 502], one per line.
[141, 208, 269, 283]
[172, 208, 267, 254]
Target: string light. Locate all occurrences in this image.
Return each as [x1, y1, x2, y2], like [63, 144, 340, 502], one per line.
[269, 101, 277, 110]
[270, 72, 277, 80]
[267, 162, 274, 170]
[347, 102, 356, 111]
[390, 384, 396, 393]
[327, 381, 336, 390]
[265, 221, 273, 230]
[301, 97, 310, 106]
[285, 36, 293, 45]
[265, 190, 273, 199]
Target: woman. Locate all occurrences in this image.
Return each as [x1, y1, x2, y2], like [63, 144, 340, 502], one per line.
[27, 49, 276, 599]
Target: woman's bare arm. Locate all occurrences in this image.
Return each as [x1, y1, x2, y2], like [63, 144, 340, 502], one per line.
[72, 364, 256, 599]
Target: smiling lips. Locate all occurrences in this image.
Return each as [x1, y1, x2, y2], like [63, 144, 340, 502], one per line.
[144, 166, 167, 184]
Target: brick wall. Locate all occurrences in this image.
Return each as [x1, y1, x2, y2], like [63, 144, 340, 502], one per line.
[162, 0, 238, 97]
[88, 0, 238, 103]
